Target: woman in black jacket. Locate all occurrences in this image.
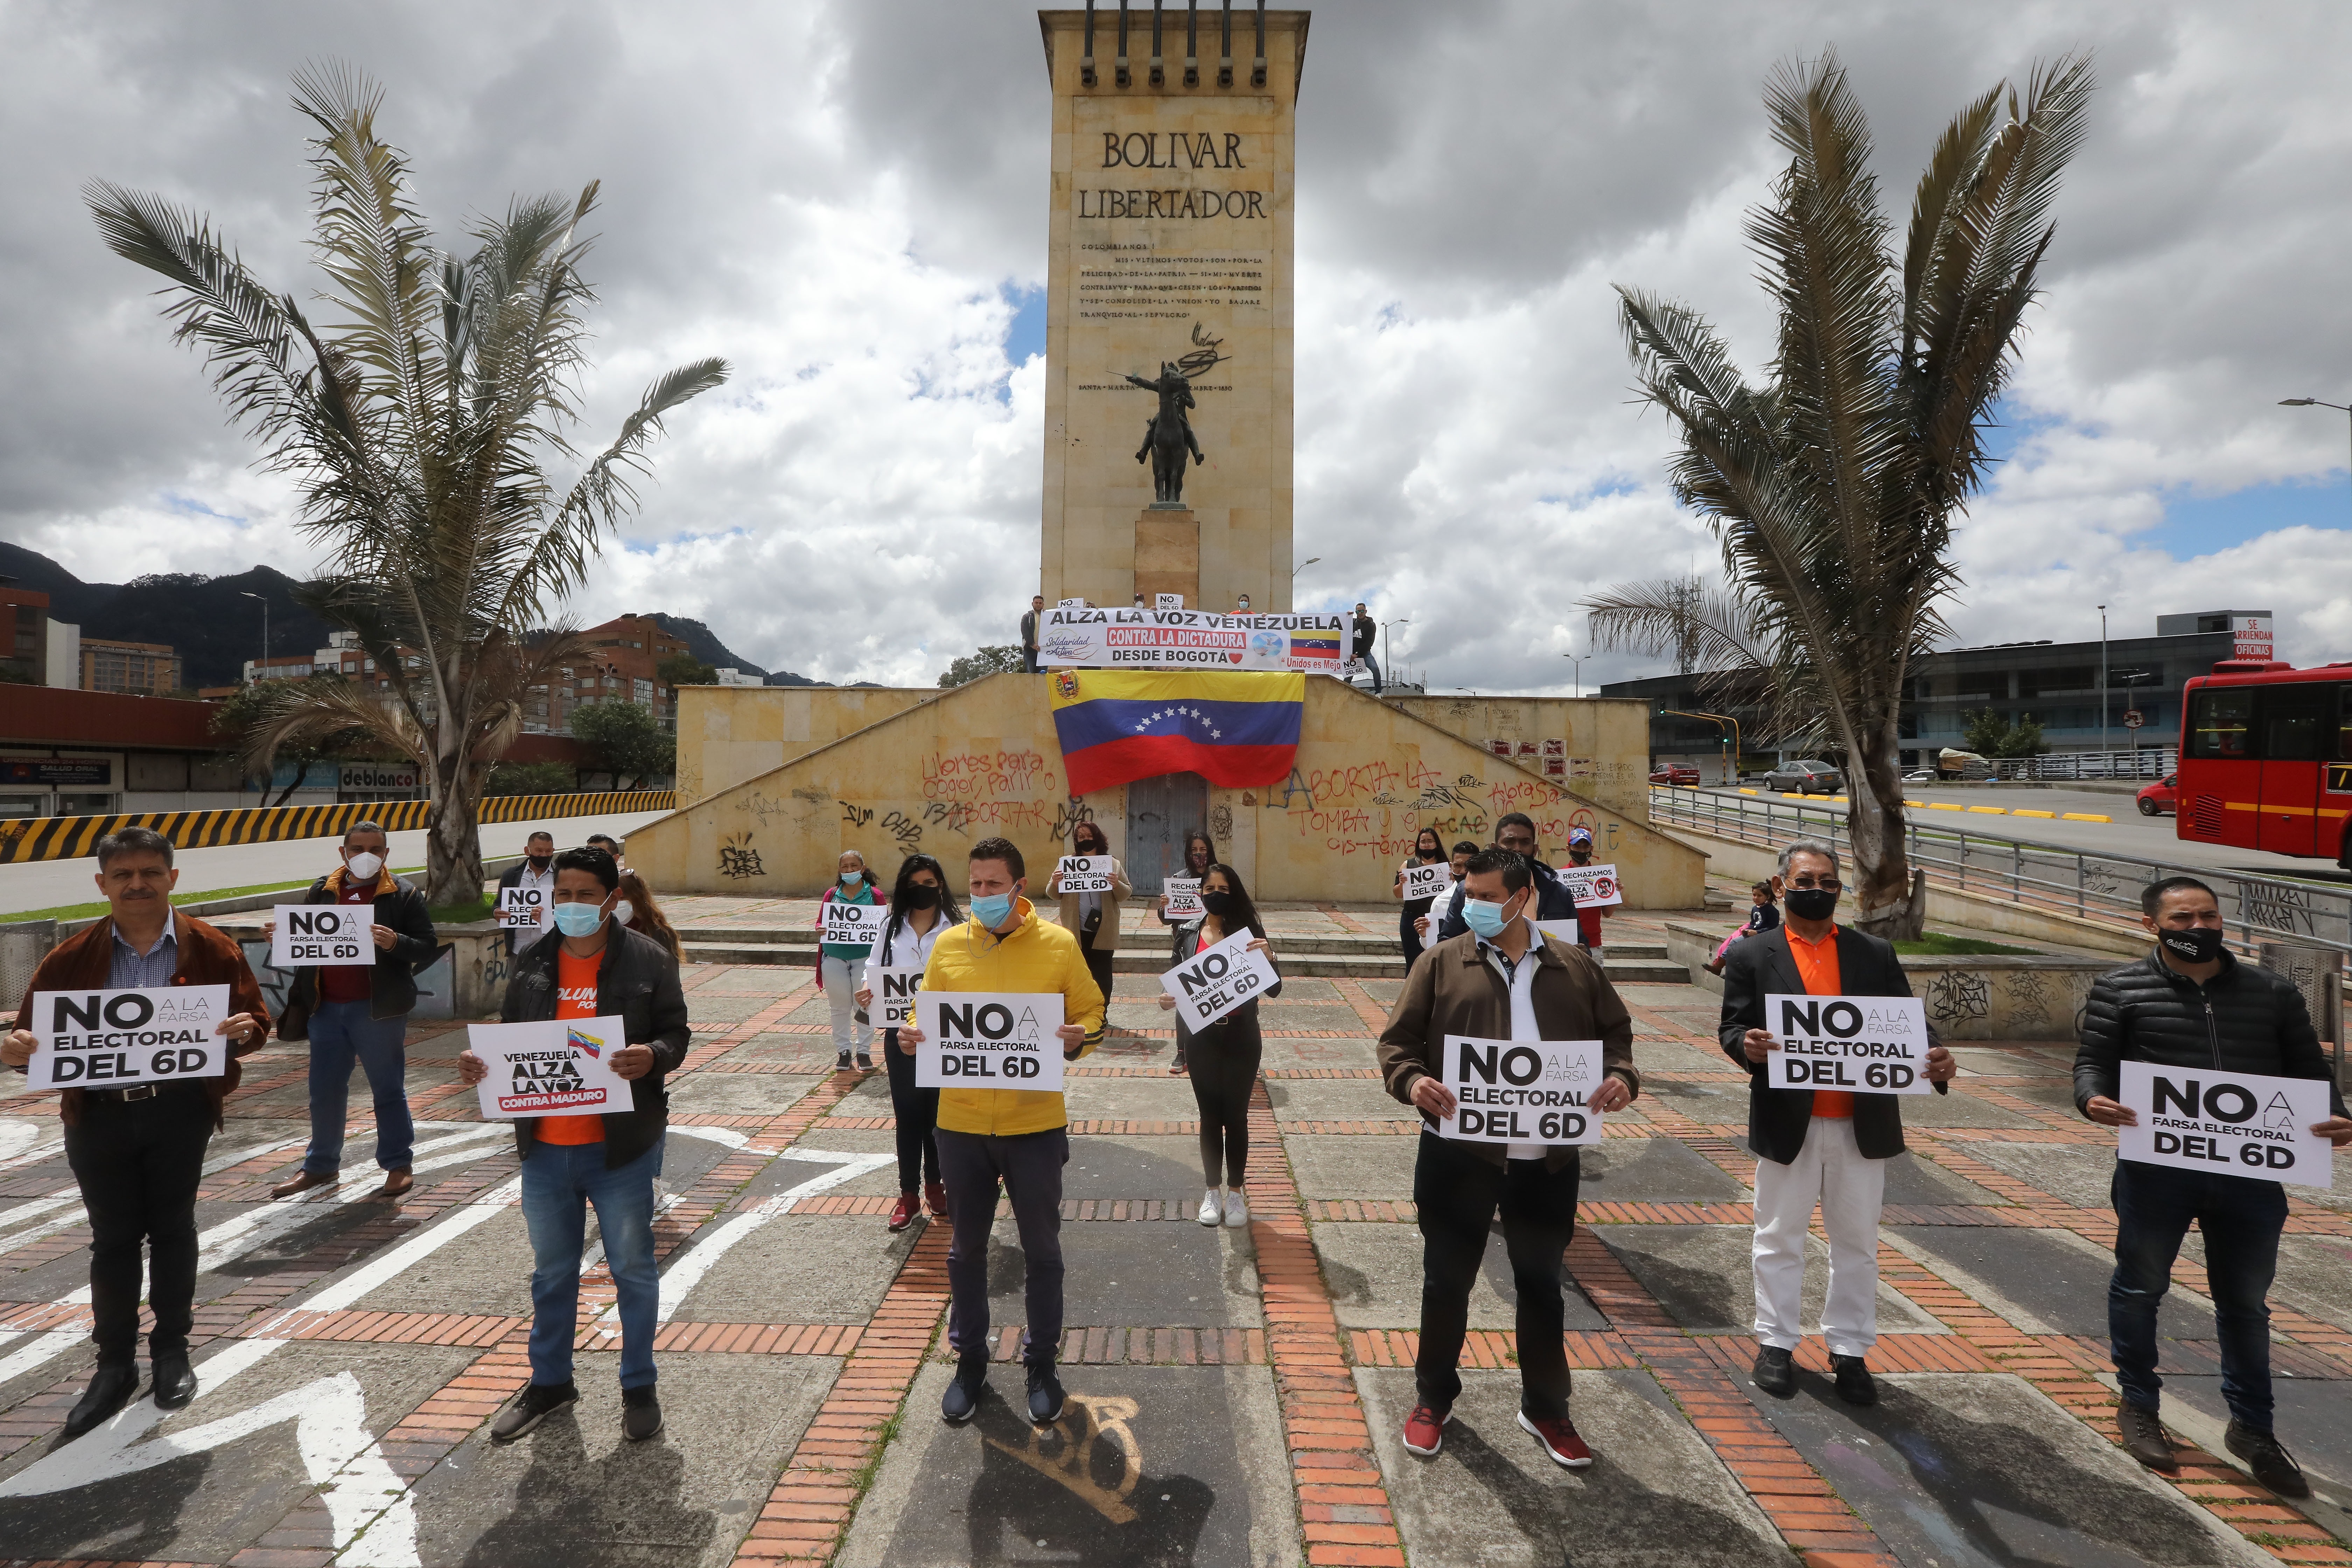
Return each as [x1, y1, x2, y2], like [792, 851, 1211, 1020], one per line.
[1157, 863, 1280, 1230]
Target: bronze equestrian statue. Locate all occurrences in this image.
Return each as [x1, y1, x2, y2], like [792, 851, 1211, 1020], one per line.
[1125, 361, 1205, 506]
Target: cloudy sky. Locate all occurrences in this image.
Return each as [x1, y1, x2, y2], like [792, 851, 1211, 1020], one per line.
[4, 0, 2347, 693]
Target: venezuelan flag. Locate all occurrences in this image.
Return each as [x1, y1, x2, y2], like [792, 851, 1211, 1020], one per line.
[567, 1026, 605, 1059]
[1048, 670, 1304, 795]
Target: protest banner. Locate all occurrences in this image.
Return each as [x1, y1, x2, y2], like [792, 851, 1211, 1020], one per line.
[25, 985, 233, 1090]
[498, 886, 546, 931]
[269, 904, 373, 968]
[1400, 861, 1452, 902]
[469, 1016, 632, 1119]
[1161, 876, 1204, 921]
[1764, 994, 1933, 1093]
[1162, 926, 1280, 1032]
[1037, 606, 1346, 672]
[1557, 862, 1623, 908]
[1056, 854, 1115, 894]
[2117, 1060, 2335, 1190]
[819, 900, 884, 950]
[875, 966, 924, 1031]
[914, 992, 1066, 1090]
[1437, 1035, 1604, 1145]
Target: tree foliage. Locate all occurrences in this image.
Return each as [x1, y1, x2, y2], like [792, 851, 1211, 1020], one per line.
[937, 646, 1025, 688]
[481, 759, 578, 797]
[209, 676, 376, 806]
[567, 699, 675, 789]
[87, 64, 724, 901]
[1590, 50, 2091, 936]
[1961, 708, 2047, 759]
[656, 651, 716, 690]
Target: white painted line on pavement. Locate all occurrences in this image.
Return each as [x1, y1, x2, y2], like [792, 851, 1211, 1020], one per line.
[643, 1150, 897, 1325]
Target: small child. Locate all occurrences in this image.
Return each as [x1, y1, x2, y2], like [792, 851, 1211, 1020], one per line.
[1707, 881, 1779, 974]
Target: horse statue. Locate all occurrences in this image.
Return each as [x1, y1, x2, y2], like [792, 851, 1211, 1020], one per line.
[1124, 360, 1206, 506]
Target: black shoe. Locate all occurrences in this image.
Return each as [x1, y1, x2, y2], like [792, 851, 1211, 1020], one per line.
[835, 1050, 853, 1071]
[1830, 1354, 1877, 1407]
[151, 1354, 196, 1410]
[2118, 1404, 2179, 1472]
[1026, 1360, 1066, 1426]
[62, 1363, 140, 1439]
[2226, 1419, 2310, 1498]
[490, 1381, 579, 1444]
[941, 1354, 988, 1424]
[622, 1385, 663, 1442]
[855, 1053, 874, 1072]
[1751, 1345, 1795, 1398]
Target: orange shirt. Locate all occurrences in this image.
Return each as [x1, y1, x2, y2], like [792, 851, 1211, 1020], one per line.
[536, 948, 608, 1145]
[1785, 925, 1853, 1119]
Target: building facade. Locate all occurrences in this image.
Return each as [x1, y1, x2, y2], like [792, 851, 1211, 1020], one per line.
[81, 638, 182, 696]
[0, 580, 51, 687]
[524, 614, 692, 735]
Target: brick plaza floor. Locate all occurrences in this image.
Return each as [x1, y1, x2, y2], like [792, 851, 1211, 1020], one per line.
[1, 899, 2347, 1567]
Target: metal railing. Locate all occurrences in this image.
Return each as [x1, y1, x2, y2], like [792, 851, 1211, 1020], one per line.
[1987, 747, 2177, 781]
[1650, 786, 2352, 960]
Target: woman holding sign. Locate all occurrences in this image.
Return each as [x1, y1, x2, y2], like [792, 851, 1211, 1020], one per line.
[816, 849, 882, 1072]
[1158, 863, 1281, 1228]
[1049, 821, 1129, 1017]
[1394, 827, 1450, 967]
[856, 854, 960, 1233]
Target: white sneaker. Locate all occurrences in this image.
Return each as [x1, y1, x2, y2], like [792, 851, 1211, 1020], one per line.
[1196, 1188, 1223, 1226]
[1222, 1188, 1248, 1228]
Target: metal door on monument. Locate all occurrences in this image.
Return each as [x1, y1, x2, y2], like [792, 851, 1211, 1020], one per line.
[1124, 772, 1209, 896]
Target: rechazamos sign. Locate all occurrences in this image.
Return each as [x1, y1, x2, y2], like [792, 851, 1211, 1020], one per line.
[2118, 1061, 2334, 1190]
[27, 985, 232, 1089]
[1039, 608, 1344, 672]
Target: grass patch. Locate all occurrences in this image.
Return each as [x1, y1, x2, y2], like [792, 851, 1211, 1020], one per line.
[428, 896, 497, 925]
[1893, 931, 2039, 957]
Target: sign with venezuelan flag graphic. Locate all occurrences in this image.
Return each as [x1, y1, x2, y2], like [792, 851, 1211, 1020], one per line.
[1038, 607, 1345, 672]
[1049, 670, 1304, 795]
[469, 1016, 631, 1119]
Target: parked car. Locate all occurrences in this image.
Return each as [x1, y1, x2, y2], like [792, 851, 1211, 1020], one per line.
[1763, 760, 1843, 795]
[1901, 768, 1937, 783]
[1649, 765, 1702, 786]
[2136, 774, 2177, 817]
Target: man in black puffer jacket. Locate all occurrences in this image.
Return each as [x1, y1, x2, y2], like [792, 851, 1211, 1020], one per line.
[2075, 875, 2351, 1497]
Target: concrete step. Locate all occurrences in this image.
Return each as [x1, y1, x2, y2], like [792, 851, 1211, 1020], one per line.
[677, 940, 1690, 984]
[675, 925, 1670, 964]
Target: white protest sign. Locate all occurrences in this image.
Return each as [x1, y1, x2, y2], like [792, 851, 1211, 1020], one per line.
[1155, 593, 1184, 610]
[1558, 862, 1623, 908]
[1400, 861, 1452, 902]
[1534, 919, 1587, 948]
[1163, 926, 1280, 1032]
[498, 886, 546, 931]
[270, 904, 374, 968]
[1058, 597, 1087, 609]
[915, 993, 1066, 1090]
[820, 899, 884, 951]
[1438, 1035, 1604, 1145]
[1764, 993, 1933, 1094]
[1057, 855, 1115, 895]
[468, 1015, 632, 1119]
[875, 966, 924, 1031]
[25, 985, 234, 1090]
[2117, 1060, 2335, 1190]
[1162, 877, 1204, 920]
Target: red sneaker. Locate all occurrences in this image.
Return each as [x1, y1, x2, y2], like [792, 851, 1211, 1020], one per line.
[887, 1192, 918, 1232]
[1401, 1402, 1450, 1458]
[924, 1181, 948, 1218]
[1518, 1410, 1592, 1468]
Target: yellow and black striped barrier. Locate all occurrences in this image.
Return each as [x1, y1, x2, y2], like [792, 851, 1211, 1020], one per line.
[0, 791, 676, 866]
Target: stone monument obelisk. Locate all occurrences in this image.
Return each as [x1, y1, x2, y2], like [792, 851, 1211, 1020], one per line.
[1036, 5, 1306, 611]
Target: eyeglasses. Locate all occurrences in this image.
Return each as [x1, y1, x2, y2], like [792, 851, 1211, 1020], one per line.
[1786, 876, 1842, 891]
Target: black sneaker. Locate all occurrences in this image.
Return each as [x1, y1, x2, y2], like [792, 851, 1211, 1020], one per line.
[2226, 1419, 2310, 1498]
[855, 1053, 874, 1072]
[622, 1385, 662, 1441]
[1752, 1345, 1795, 1398]
[835, 1050, 853, 1072]
[1830, 1354, 1877, 1407]
[491, 1381, 578, 1443]
[941, 1354, 988, 1424]
[1026, 1360, 1066, 1426]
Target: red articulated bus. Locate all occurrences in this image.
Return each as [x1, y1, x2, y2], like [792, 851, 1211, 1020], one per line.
[2176, 658, 2352, 867]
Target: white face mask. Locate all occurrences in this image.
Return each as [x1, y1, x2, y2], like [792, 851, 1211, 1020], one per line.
[612, 899, 636, 927]
[345, 851, 384, 880]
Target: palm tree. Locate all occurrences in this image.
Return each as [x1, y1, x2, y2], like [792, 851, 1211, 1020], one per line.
[1595, 50, 2092, 938]
[87, 64, 726, 904]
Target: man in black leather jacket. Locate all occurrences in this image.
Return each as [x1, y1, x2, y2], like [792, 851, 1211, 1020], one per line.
[2074, 875, 2351, 1495]
[1433, 814, 1580, 942]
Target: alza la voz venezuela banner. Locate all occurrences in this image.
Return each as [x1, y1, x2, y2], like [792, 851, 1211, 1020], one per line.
[1038, 607, 1344, 672]
[1049, 669, 1303, 795]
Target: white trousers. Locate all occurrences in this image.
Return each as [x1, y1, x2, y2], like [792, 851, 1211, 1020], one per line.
[1752, 1115, 1886, 1357]
[822, 954, 872, 1055]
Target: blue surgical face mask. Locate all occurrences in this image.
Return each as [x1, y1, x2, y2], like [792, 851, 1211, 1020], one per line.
[840, 870, 863, 886]
[969, 891, 1017, 929]
[1461, 892, 1518, 941]
[552, 901, 605, 937]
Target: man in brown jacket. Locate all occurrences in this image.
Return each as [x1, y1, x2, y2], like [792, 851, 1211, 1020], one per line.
[4, 827, 270, 1438]
[1378, 848, 1637, 1469]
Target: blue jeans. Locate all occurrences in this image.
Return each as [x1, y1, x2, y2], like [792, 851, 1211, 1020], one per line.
[520, 1136, 664, 1390]
[1358, 650, 1381, 691]
[2109, 1159, 2287, 1430]
[304, 1000, 413, 1174]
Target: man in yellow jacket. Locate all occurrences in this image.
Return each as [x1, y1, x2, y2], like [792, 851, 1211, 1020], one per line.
[902, 836, 1105, 1428]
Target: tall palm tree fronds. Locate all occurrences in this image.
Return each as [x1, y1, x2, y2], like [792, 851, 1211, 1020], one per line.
[1600, 50, 2092, 936]
[1584, 578, 1826, 751]
[88, 63, 727, 902]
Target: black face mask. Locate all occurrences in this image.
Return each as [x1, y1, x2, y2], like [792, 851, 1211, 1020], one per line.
[527, 854, 551, 870]
[900, 884, 941, 911]
[1784, 887, 1839, 922]
[2159, 926, 2225, 965]
[1200, 890, 1238, 919]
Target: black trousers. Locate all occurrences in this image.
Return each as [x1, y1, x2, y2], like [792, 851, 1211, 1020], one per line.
[1079, 930, 1115, 1014]
[64, 1087, 214, 1366]
[882, 1029, 940, 1191]
[1181, 1008, 1262, 1187]
[1413, 1131, 1581, 1419]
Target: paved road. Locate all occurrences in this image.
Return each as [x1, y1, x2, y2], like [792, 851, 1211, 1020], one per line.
[0, 810, 671, 915]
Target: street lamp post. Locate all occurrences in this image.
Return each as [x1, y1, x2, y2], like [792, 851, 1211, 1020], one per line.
[1663, 709, 1741, 784]
[1289, 556, 1321, 578]
[1561, 653, 1587, 698]
[2278, 398, 2352, 529]
[1381, 617, 1408, 692]
[240, 591, 268, 683]
[2098, 603, 2108, 769]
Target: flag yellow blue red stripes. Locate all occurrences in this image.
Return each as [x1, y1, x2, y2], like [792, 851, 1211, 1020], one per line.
[1047, 670, 1304, 794]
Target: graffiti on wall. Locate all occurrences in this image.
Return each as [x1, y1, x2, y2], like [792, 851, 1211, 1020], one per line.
[921, 749, 1055, 802]
[719, 833, 766, 880]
